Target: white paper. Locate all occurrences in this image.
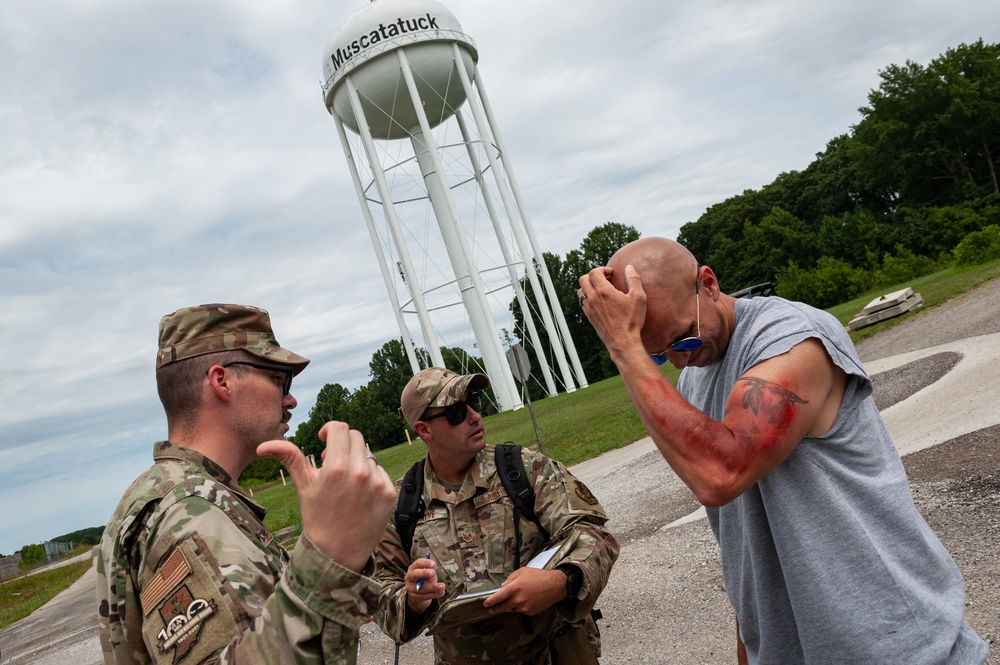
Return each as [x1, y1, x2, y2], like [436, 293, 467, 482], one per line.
[454, 587, 499, 600]
[525, 543, 562, 569]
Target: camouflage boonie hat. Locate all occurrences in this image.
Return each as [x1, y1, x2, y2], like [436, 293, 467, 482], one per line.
[400, 367, 489, 428]
[156, 303, 310, 374]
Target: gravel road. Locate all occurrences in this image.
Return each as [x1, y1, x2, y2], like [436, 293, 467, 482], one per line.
[2, 278, 997, 664]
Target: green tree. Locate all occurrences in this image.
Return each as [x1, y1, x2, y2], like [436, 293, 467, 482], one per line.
[578, 222, 640, 269]
[367, 339, 418, 413]
[794, 135, 871, 220]
[818, 209, 892, 269]
[852, 40, 1000, 208]
[737, 207, 819, 286]
[875, 245, 940, 285]
[776, 257, 871, 309]
[293, 382, 352, 461]
[239, 457, 285, 486]
[342, 384, 404, 451]
[52, 526, 105, 546]
[510, 252, 574, 400]
[566, 223, 640, 382]
[675, 40, 1000, 299]
[439, 345, 479, 374]
[678, 188, 775, 277]
[17, 543, 45, 569]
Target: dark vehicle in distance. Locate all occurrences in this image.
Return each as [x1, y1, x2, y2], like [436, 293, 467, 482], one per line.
[729, 282, 775, 299]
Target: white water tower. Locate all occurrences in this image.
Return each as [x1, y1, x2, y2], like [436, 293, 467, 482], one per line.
[321, 0, 588, 411]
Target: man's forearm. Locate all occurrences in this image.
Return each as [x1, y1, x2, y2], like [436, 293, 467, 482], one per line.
[611, 349, 735, 501]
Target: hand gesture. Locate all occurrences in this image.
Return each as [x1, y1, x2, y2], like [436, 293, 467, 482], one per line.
[257, 422, 397, 573]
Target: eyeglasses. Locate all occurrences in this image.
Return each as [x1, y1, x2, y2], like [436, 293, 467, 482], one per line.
[221, 360, 294, 395]
[650, 264, 702, 365]
[421, 392, 482, 427]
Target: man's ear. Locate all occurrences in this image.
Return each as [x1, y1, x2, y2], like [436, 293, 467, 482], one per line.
[413, 420, 432, 441]
[701, 265, 721, 299]
[205, 365, 234, 403]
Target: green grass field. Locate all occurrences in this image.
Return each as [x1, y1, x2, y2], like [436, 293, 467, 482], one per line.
[0, 560, 93, 630]
[6, 257, 998, 629]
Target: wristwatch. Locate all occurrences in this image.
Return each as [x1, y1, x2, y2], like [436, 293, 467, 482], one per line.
[557, 564, 583, 600]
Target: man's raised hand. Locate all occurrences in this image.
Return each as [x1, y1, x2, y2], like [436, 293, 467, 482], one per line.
[258, 421, 397, 573]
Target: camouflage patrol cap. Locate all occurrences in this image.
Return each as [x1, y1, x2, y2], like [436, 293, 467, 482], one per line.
[400, 367, 490, 429]
[156, 303, 310, 374]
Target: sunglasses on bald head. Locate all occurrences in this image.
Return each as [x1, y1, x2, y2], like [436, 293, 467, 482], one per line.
[421, 392, 482, 426]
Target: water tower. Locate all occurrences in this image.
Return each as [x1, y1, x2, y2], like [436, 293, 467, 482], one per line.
[320, 0, 588, 411]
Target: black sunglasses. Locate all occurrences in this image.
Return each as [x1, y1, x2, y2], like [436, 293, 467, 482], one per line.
[421, 392, 483, 426]
[221, 360, 294, 395]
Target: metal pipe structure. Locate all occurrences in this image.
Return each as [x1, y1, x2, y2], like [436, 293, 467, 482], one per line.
[321, 0, 588, 410]
[473, 73, 590, 389]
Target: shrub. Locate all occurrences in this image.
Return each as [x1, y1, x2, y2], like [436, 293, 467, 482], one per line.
[875, 245, 940, 286]
[17, 544, 45, 570]
[239, 457, 285, 486]
[776, 258, 871, 309]
[953, 225, 1000, 266]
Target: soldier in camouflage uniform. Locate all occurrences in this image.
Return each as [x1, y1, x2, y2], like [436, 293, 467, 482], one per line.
[97, 303, 397, 665]
[374, 368, 619, 664]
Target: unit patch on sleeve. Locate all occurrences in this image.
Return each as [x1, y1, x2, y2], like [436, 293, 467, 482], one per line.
[155, 585, 217, 662]
[139, 540, 240, 664]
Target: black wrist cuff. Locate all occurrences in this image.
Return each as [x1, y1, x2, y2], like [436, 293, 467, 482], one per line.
[557, 564, 583, 600]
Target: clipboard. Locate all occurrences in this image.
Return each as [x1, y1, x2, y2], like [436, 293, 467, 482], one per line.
[425, 532, 580, 634]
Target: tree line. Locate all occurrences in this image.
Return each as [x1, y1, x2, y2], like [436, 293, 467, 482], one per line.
[240, 39, 1000, 481]
[677, 39, 1000, 308]
[7, 526, 105, 568]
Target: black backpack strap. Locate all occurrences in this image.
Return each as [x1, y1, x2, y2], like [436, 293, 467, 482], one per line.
[394, 458, 426, 557]
[495, 443, 549, 569]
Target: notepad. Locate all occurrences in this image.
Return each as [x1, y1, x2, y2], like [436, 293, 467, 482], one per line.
[452, 541, 567, 600]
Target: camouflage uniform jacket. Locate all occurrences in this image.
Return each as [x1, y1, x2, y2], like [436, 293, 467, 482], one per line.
[374, 445, 619, 665]
[96, 441, 381, 665]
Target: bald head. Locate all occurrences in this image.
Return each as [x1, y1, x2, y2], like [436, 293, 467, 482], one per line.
[607, 237, 697, 298]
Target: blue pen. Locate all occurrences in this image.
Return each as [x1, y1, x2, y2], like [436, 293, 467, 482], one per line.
[415, 553, 431, 589]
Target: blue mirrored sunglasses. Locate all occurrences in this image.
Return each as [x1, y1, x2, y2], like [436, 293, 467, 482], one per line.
[649, 264, 702, 365]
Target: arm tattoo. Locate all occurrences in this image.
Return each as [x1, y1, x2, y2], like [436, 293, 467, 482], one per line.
[739, 376, 808, 424]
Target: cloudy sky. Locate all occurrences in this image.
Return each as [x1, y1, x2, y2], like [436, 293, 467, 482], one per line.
[2, 0, 997, 555]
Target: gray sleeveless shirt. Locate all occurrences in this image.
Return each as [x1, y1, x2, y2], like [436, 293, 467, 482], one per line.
[677, 296, 987, 664]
